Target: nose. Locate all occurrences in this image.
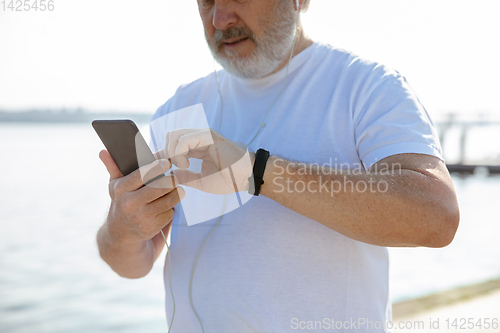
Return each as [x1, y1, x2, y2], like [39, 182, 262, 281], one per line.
[212, 2, 238, 31]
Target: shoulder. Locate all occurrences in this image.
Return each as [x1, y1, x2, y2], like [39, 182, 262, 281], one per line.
[316, 43, 423, 116]
[311, 42, 403, 86]
[151, 70, 221, 122]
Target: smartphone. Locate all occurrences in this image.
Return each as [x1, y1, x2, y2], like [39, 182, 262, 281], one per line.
[92, 119, 165, 185]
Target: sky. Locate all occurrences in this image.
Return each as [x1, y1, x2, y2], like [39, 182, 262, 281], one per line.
[1, 0, 499, 120]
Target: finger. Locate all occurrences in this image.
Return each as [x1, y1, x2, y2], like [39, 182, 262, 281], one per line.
[174, 129, 214, 170]
[152, 209, 175, 232]
[141, 159, 173, 186]
[117, 158, 171, 192]
[171, 169, 203, 189]
[139, 174, 180, 203]
[166, 130, 174, 160]
[165, 129, 197, 169]
[165, 129, 188, 165]
[151, 222, 172, 261]
[145, 187, 186, 220]
[152, 150, 175, 173]
[99, 149, 123, 181]
[153, 149, 166, 160]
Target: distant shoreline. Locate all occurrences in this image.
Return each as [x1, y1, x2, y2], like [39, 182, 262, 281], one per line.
[0, 109, 152, 124]
[393, 277, 500, 318]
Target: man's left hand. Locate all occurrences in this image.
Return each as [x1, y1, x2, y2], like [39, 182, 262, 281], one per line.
[154, 128, 254, 195]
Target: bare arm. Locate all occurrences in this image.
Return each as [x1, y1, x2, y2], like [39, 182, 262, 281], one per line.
[158, 129, 459, 248]
[96, 219, 172, 279]
[260, 153, 460, 248]
[96, 150, 184, 279]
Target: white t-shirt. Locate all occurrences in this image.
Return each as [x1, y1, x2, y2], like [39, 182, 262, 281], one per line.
[148, 42, 442, 332]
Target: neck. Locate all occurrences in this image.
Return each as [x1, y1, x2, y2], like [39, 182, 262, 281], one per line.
[266, 21, 314, 77]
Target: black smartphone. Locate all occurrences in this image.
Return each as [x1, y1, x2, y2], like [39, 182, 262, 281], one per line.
[92, 119, 165, 185]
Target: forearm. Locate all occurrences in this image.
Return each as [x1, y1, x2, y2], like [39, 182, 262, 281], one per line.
[260, 155, 458, 248]
[96, 221, 161, 279]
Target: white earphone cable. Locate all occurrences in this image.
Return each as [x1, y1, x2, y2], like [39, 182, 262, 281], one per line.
[160, 229, 175, 333]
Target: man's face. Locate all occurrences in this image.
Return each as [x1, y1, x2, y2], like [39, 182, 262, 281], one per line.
[198, 0, 296, 79]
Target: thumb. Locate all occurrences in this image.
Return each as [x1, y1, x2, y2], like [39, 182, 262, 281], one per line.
[99, 149, 123, 181]
[171, 169, 202, 189]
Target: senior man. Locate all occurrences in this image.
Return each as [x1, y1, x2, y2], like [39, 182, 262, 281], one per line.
[97, 0, 460, 332]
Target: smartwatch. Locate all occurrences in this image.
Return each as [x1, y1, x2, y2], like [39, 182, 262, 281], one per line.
[248, 148, 270, 196]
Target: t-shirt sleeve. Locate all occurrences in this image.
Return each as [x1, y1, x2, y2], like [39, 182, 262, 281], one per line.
[353, 67, 443, 170]
[147, 98, 173, 154]
[147, 122, 156, 153]
[146, 112, 160, 154]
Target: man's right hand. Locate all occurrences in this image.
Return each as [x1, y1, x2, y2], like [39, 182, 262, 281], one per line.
[96, 149, 185, 278]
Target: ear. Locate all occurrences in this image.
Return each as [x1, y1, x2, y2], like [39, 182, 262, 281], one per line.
[295, 0, 300, 11]
[297, 0, 309, 12]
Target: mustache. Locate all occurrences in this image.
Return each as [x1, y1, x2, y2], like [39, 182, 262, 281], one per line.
[213, 26, 256, 47]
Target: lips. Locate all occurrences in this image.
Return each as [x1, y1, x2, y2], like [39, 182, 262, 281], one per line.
[224, 37, 249, 45]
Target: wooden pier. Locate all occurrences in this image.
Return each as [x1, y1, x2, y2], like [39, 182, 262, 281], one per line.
[437, 115, 500, 175]
[446, 164, 500, 174]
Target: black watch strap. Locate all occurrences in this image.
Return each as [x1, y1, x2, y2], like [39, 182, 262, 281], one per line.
[248, 148, 270, 196]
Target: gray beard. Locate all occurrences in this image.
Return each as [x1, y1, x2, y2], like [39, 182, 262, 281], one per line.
[204, 3, 297, 79]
